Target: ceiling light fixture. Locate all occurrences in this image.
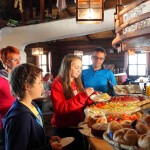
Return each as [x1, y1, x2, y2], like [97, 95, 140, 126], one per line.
[128, 49, 135, 55]
[76, 0, 104, 24]
[32, 47, 44, 56]
[74, 50, 83, 57]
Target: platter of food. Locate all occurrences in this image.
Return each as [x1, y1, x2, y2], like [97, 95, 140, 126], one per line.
[103, 131, 139, 150]
[85, 102, 141, 115]
[113, 85, 142, 95]
[113, 85, 129, 95]
[90, 93, 111, 102]
[110, 96, 140, 104]
[103, 114, 150, 150]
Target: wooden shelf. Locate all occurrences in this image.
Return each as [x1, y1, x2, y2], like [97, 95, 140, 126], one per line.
[112, 26, 150, 51]
[112, 0, 150, 52]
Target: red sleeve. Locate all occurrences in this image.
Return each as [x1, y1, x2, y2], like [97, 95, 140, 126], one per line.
[51, 78, 89, 114]
[85, 98, 93, 106]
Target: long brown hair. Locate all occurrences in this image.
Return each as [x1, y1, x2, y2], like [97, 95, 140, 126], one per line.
[59, 54, 84, 99]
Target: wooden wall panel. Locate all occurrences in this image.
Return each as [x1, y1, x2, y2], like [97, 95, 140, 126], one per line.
[25, 38, 125, 77]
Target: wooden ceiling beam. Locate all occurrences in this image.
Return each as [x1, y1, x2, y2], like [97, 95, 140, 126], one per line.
[29, 0, 33, 19]
[20, 0, 25, 25]
[48, 0, 53, 15]
[40, 0, 45, 23]
[85, 35, 92, 41]
[104, 0, 136, 9]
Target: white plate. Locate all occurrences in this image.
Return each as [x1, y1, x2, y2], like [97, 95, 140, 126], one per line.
[60, 137, 74, 147]
[84, 107, 105, 118]
[90, 93, 111, 102]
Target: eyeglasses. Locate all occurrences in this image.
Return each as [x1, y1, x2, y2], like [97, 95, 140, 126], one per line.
[92, 56, 105, 61]
[8, 57, 21, 63]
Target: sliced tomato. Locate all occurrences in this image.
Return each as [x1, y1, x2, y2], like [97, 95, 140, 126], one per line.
[107, 115, 113, 122]
[122, 114, 131, 120]
[130, 114, 138, 121]
[96, 103, 102, 108]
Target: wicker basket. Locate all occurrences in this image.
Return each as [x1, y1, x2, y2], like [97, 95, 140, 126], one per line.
[103, 131, 140, 150]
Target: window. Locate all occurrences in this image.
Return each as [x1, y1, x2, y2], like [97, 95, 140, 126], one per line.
[128, 53, 147, 76]
[82, 55, 92, 70]
[39, 55, 47, 74]
[39, 52, 51, 75]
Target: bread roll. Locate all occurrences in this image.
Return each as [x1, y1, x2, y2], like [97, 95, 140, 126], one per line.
[87, 115, 107, 128]
[121, 120, 132, 128]
[135, 111, 142, 120]
[138, 132, 150, 149]
[91, 123, 108, 138]
[135, 122, 149, 135]
[142, 115, 150, 128]
[113, 128, 139, 146]
[107, 121, 122, 133]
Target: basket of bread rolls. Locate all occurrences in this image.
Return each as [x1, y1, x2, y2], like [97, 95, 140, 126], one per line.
[103, 114, 150, 150]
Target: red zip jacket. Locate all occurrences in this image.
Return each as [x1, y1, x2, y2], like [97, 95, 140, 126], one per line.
[51, 76, 92, 127]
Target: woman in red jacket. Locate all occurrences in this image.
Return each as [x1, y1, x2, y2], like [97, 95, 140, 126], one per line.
[0, 46, 21, 146]
[51, 54, 94, 150]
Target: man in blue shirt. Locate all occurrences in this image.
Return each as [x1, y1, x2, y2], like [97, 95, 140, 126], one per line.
[82, 47, 117, 94]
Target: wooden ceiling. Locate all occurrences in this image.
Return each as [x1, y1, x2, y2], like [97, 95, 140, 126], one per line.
[59, 30, 115, 41]
[0, 0, 135, 41]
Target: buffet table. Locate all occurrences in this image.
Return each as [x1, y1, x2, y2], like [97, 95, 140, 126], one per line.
[82, 94, 150, 150]
[88, 137, 114, 150]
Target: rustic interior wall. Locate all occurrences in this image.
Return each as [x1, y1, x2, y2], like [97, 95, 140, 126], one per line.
[25, 38, 125, 77]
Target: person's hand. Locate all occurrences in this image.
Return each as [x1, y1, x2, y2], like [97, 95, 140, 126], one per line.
[50, 136, 61, 144]
[49, 136, 62, 150]
[51, 142, 62, 150]
[95, 91, 102, 94]
[84, 87, 94, 97]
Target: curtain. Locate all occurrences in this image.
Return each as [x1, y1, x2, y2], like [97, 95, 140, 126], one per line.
[146, 52, 150, 76]
[48, 52, 52, 73]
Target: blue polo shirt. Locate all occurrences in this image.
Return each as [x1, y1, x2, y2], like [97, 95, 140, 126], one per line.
[82, 66, 117, 93]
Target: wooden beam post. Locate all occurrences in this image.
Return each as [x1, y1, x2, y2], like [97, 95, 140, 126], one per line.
[29, 0, 33, 19]
[48, 0, 53, 15]
[40, 0, 45, 23]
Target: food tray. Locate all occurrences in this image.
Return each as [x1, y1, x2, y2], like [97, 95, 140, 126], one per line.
[113, 85, 142, 95]
[103, 131, 140, 150]
[84, 104, 141, 116]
